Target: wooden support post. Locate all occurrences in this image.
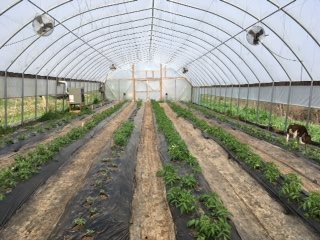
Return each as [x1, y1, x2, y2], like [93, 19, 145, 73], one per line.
[160, 64, 163, 100]
[132, 64, 136, 101]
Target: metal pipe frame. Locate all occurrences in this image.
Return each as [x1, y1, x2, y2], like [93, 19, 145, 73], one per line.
[167, 0, 310, 82]
[4, 4, 276, 86]
[1, 0, 314, 88]
[1, 0, 318, 128]
[4, 71, 8, 127]
[35, 75, 38, 119]
[307, 80, 314, 127]
[24, 17, 153, 75]
[284, 79, 293, 131]
[21, 73, 24, 124]
[155, 8, 276, 82]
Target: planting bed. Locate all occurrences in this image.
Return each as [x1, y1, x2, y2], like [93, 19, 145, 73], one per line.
[0, 101, 110, 153]
[183, 103, 320, 193]
[0, 102, 135, 240]
[50, 103, 143, 239]
[163, 102, 319, 240]
[191, 102, 320, 164]
[0, 102, 116, 171]
[130, 102, 176, 240]
[153, 101, 240, 240]
[199, 98, 320, 144]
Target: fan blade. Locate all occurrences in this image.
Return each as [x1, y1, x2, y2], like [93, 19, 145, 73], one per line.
[256, 29, 264, 38]
[35, 15, 43, 24]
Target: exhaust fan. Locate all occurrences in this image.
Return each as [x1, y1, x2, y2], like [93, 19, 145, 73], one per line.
[32, 13, 55, 36]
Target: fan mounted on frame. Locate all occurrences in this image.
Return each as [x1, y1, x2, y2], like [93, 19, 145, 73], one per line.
[32, 13, 55, 37]
[246, 26, 266, 45]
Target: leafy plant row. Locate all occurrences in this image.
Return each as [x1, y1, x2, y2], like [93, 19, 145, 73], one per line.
[169, 102, 320, 223]
[187, 102, 320, 166]
[199, 96, 320, 143]
[0, 107, 94, 149]
[0, 101, 126, 200]
[152, 100, 232, 240]
[113, 121, 135, 146]
[200, 96, 320, 142]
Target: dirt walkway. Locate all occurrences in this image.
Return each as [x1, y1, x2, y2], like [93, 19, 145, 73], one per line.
[184, 104, 320, 193]
[0, 103, 115, 171]
[130, 102, 176, 240]
[162, 103, 318, 240]
[0, 102, 135, 240]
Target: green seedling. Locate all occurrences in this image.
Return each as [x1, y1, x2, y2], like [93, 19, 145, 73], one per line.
[73, 217, 86, 226]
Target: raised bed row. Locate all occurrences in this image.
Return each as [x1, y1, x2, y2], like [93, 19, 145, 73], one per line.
[0, 101, 127, 226]
[0, 100, 112, 154]
[187, 102, 320, 166]
[198, 98, 320, 143]
[152, 100, 241, 240]
[50, 104, 143, 239]
[170, 102, 320, 235]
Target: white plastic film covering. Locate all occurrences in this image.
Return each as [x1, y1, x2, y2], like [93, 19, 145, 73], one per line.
[106, 63, 191, 101]
[0, 0, 319, 87]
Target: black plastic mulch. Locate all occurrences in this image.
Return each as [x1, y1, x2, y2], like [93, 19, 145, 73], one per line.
[0, 102, 128, 228]
[49, 106, 143, 240]
[155, 125, 242, 240]
[0, 101, 113, 155]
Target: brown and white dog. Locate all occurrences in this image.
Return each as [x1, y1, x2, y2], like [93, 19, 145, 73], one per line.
[286, 124, 311, 145]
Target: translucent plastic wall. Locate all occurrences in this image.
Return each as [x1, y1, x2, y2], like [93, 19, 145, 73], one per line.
[0, 76, 100, 127]
[106, 63, 191, 101]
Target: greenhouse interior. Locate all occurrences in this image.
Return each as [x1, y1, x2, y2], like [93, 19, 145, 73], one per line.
[0, 0, 320, 239]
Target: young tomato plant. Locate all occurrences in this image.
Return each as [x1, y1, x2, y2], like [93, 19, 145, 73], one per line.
[263, 162, 281, 184]
[281, 173, 302, 202]
[167, 187, 196, 214]
[156, 164, 180, 187]
[187, 214, 231, 240]
[302, 192, 320, 220]
[113, 121, 134, 146]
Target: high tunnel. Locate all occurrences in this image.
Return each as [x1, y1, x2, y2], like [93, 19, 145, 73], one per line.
[2, 1, 320, 239]
[0, 0, 320, 127]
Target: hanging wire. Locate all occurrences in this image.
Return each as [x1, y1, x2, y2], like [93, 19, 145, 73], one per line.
[166, 0, 215, 65]
[263, 45, 298, 62]
[3, 34, 37, 47]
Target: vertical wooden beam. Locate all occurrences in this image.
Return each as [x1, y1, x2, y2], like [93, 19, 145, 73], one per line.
[164, 65, 167, 78]
[175, 78, 177, 101]
[35, 75, 38, 118]
[132, 64, 136, 101]
[160, 64, 163, 100]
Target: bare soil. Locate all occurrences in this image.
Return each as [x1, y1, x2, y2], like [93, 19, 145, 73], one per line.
[0, 102, 135, 240]
[185, 103, 320, 193]
[162, 103, 318, 240]
[130, 102, 176, 240]
[0, 103, 115, 171]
